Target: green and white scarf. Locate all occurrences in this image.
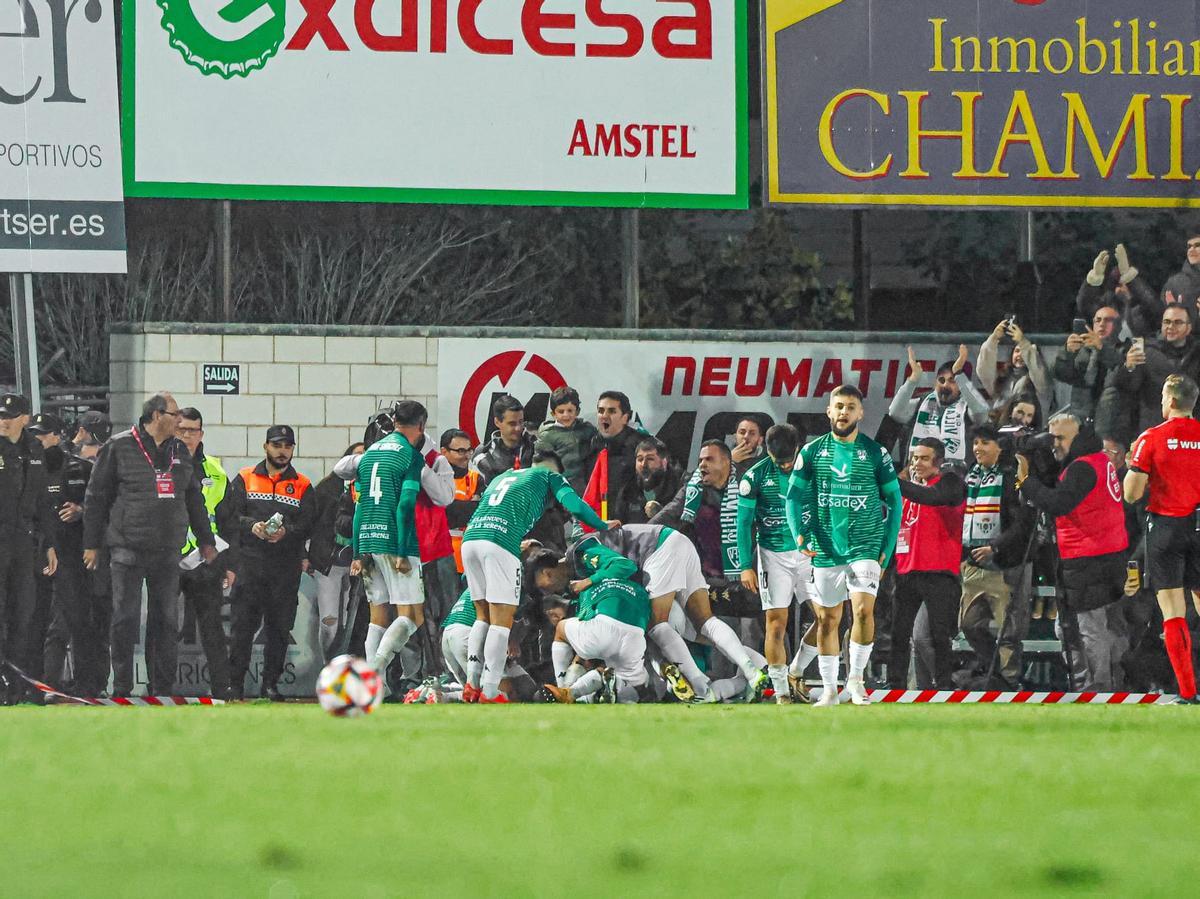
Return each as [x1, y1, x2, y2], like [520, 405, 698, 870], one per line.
[682, 469, 742, 577]
[963, 465, 1003, 548]
[911, 392, 968, 462]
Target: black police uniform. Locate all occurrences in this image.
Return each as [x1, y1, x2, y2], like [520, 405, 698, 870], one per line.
[0, 395, 58, 702]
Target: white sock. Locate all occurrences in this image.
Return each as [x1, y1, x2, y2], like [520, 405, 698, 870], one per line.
[564, 662, 585, 687]
[365, 623, 385, 664]
[790, 642, 819, 677]
[700, 617, 758, 680]
[710, 676, 743, 702]
[466, 620, 488, 689]
[372, 617, 417, 673]
[480, 625, 510, 699]
[744, 646, 767, 670]
[768, 664, 790, 697]
[849, 641, 873, 681]
[570, 669, 604, 699]
[552, 642, 574, 688]
[649, 622, 711, 695]
[818, 655, 840, 696]
[615, 679, 641, 703]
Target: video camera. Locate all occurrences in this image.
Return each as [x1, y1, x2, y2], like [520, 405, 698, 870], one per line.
[998, 425, 1059, 483]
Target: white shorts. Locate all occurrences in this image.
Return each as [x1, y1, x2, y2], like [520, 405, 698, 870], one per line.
[563, 615, 648, 685]
[757, 548, 814, 611]
[461, 540, 522, 606]
[810, 560, 882, 608]
[644, 530, 708, 607]
[442, 623, 526, 684]
[364, 554, 424, 606]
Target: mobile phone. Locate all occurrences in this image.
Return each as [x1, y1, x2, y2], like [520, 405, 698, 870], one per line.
[1132, 337, 1145, 353]
[1007, 313, 1017, 326]
[1072, 318, 1088, 335]
[1127, 560, 1142, 589]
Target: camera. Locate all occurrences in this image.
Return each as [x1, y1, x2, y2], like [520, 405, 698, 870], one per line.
[1000, 426, 1058, 482]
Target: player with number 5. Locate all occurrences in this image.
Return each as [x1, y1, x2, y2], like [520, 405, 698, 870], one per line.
[460, 450, 619, 702]
[352, 401, 429, 678]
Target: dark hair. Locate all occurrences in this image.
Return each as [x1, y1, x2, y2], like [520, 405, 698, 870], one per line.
[342, 442, 365, 458]
[598, 390, 632, 418]
[973, 423, 1001, 444]
[523, 548, 564, 598]
[492, 394, 524, 421]
[179, 407, 203, 427]
[532, 448, 564, 472]
[393, 400, 428, 427]
[636, 437, 667, 458]
[914, 437, 946, 462]
[549, 386, 581, 412]
[139, 392, 171, 425]
[765, 423, 800, 461]
[440, 428, 471, 449]
[830, 384, 864, 402]
[700, 438, 732, 460]
[541, 596, 570, 615]
[937, 362, 956, 377]
[1001, 393, 1042, 430]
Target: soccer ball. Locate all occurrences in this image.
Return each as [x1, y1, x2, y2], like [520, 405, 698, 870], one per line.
[316, 655, 383, 717]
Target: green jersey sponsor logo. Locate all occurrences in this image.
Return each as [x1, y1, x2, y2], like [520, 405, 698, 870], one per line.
[157, 0, 286, 79]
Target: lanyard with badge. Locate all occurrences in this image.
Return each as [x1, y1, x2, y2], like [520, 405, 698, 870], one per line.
[131, 426, 177, 499]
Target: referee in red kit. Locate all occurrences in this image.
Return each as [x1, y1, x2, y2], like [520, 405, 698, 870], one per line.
[1124, 374, 1200, 704]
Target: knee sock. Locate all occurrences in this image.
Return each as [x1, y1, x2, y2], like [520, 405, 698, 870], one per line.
[365, 623, 385, 665]
[564, 662, 585, 688]
[768, 664, 790, 698]
[552, 641, 575, 688]
[818, 655, 840, 697]
[372, 617, 417, 673]
[615, 679, 642, 703]
[744, 645, 768, 670]
[466, 620, 488, 689]
[790, 642, 819, 677]
[848, 641, 873, 681]
[570, 669, 604, 699]
[480, 625, 510, 699]
[1163, 617, 1196, 699]
[649, 622, 711, 695]
[700, 617, 759, 680]
[710, 675, 743, 702]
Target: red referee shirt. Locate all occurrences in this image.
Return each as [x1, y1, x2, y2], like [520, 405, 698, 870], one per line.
[1130, 417, 1200, 517]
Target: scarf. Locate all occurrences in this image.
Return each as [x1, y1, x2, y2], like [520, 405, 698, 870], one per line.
[963, 465, 1003, 548]
[911, 393, 968, 462]
[682, 469, 741, 577]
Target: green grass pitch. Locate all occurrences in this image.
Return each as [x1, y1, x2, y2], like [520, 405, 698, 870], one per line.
[4, 703, 1194, 896]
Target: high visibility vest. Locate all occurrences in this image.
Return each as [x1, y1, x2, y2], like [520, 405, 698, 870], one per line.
[181, 453, 228, 555]
[451, 469, 481, 573]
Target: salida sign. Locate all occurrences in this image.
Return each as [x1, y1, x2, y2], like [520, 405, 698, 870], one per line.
[439, 337, 964, 464]
[767, 0, 1200, 209]
[127, 0, 747, 208]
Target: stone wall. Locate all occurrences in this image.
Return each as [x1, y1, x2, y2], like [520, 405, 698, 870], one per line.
[110, 327, 436, 479]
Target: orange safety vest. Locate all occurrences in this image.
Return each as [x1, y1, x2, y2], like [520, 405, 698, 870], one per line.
[450, 469, 481, 573]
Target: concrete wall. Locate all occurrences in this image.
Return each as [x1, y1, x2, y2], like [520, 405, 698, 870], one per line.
[110, 328, 436, 479]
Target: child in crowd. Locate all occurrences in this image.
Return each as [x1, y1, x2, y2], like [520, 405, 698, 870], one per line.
[536, 386, 600, 492]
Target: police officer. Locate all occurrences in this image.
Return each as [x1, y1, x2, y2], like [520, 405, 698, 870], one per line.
[226, 425, 316, 701]
[174, 407, 237, 700]
[0, 394, 59, 703]
[28, 412, 104, 693]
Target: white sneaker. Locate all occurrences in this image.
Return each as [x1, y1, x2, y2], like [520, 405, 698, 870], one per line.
[812, 689, 839, 708]
[844, 676, 871, 706]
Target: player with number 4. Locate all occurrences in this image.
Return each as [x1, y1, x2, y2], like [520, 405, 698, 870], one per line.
[460, 450, 619, 703]
[352, 401, 429, 678]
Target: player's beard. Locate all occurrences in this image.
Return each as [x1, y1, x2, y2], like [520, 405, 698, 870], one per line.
[830, 421, 857, 438]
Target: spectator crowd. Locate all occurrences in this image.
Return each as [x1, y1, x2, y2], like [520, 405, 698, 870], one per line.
[3, 233, 1200, 704]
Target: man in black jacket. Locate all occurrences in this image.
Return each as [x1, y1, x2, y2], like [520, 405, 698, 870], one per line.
[1161, 231, 1200, 308]
[83, 392, 215, 698]
[616, 437, 685, 525]
[1017, 415, 1130, 690]
[594, 390, 642, 508]
[0, 394, 59, 703]
[471, 395, 536, 485]
[959, 424, 1036, 688]
[1107, 305, 1200, 443]
[225, 425, 317, 700]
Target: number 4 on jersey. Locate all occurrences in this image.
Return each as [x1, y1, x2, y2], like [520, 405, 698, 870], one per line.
[369, 462, 383, 504]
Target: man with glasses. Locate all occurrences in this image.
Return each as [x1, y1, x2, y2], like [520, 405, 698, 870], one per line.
[441, 429, 481, 575]
[1112, 305, 1200, 439]
[83, 392, 216, 697]
[1056, 305, 1127, 424]
[1161, 234, 1200, 311]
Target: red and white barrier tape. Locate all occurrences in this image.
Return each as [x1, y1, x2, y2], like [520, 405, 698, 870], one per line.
[3, 661, 223, 706]
[866, 689, 1175, 705]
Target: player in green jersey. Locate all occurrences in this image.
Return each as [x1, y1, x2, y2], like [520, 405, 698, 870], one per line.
[351, 401, 428, 677]
[737, 423, 819, 705]
[786, 385, 902, 707]
[540, 576, 652, 704]
[439, 588, 534, 701]
[460, 449, 618, 702]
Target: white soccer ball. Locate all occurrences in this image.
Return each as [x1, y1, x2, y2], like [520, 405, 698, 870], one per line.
[316, 655, 383, 717]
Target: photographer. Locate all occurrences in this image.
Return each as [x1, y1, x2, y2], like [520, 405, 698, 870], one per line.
[1054, 307, 1126, 424]
[958, 424, 1036, 688]
[1016, 414, 1129, 691]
